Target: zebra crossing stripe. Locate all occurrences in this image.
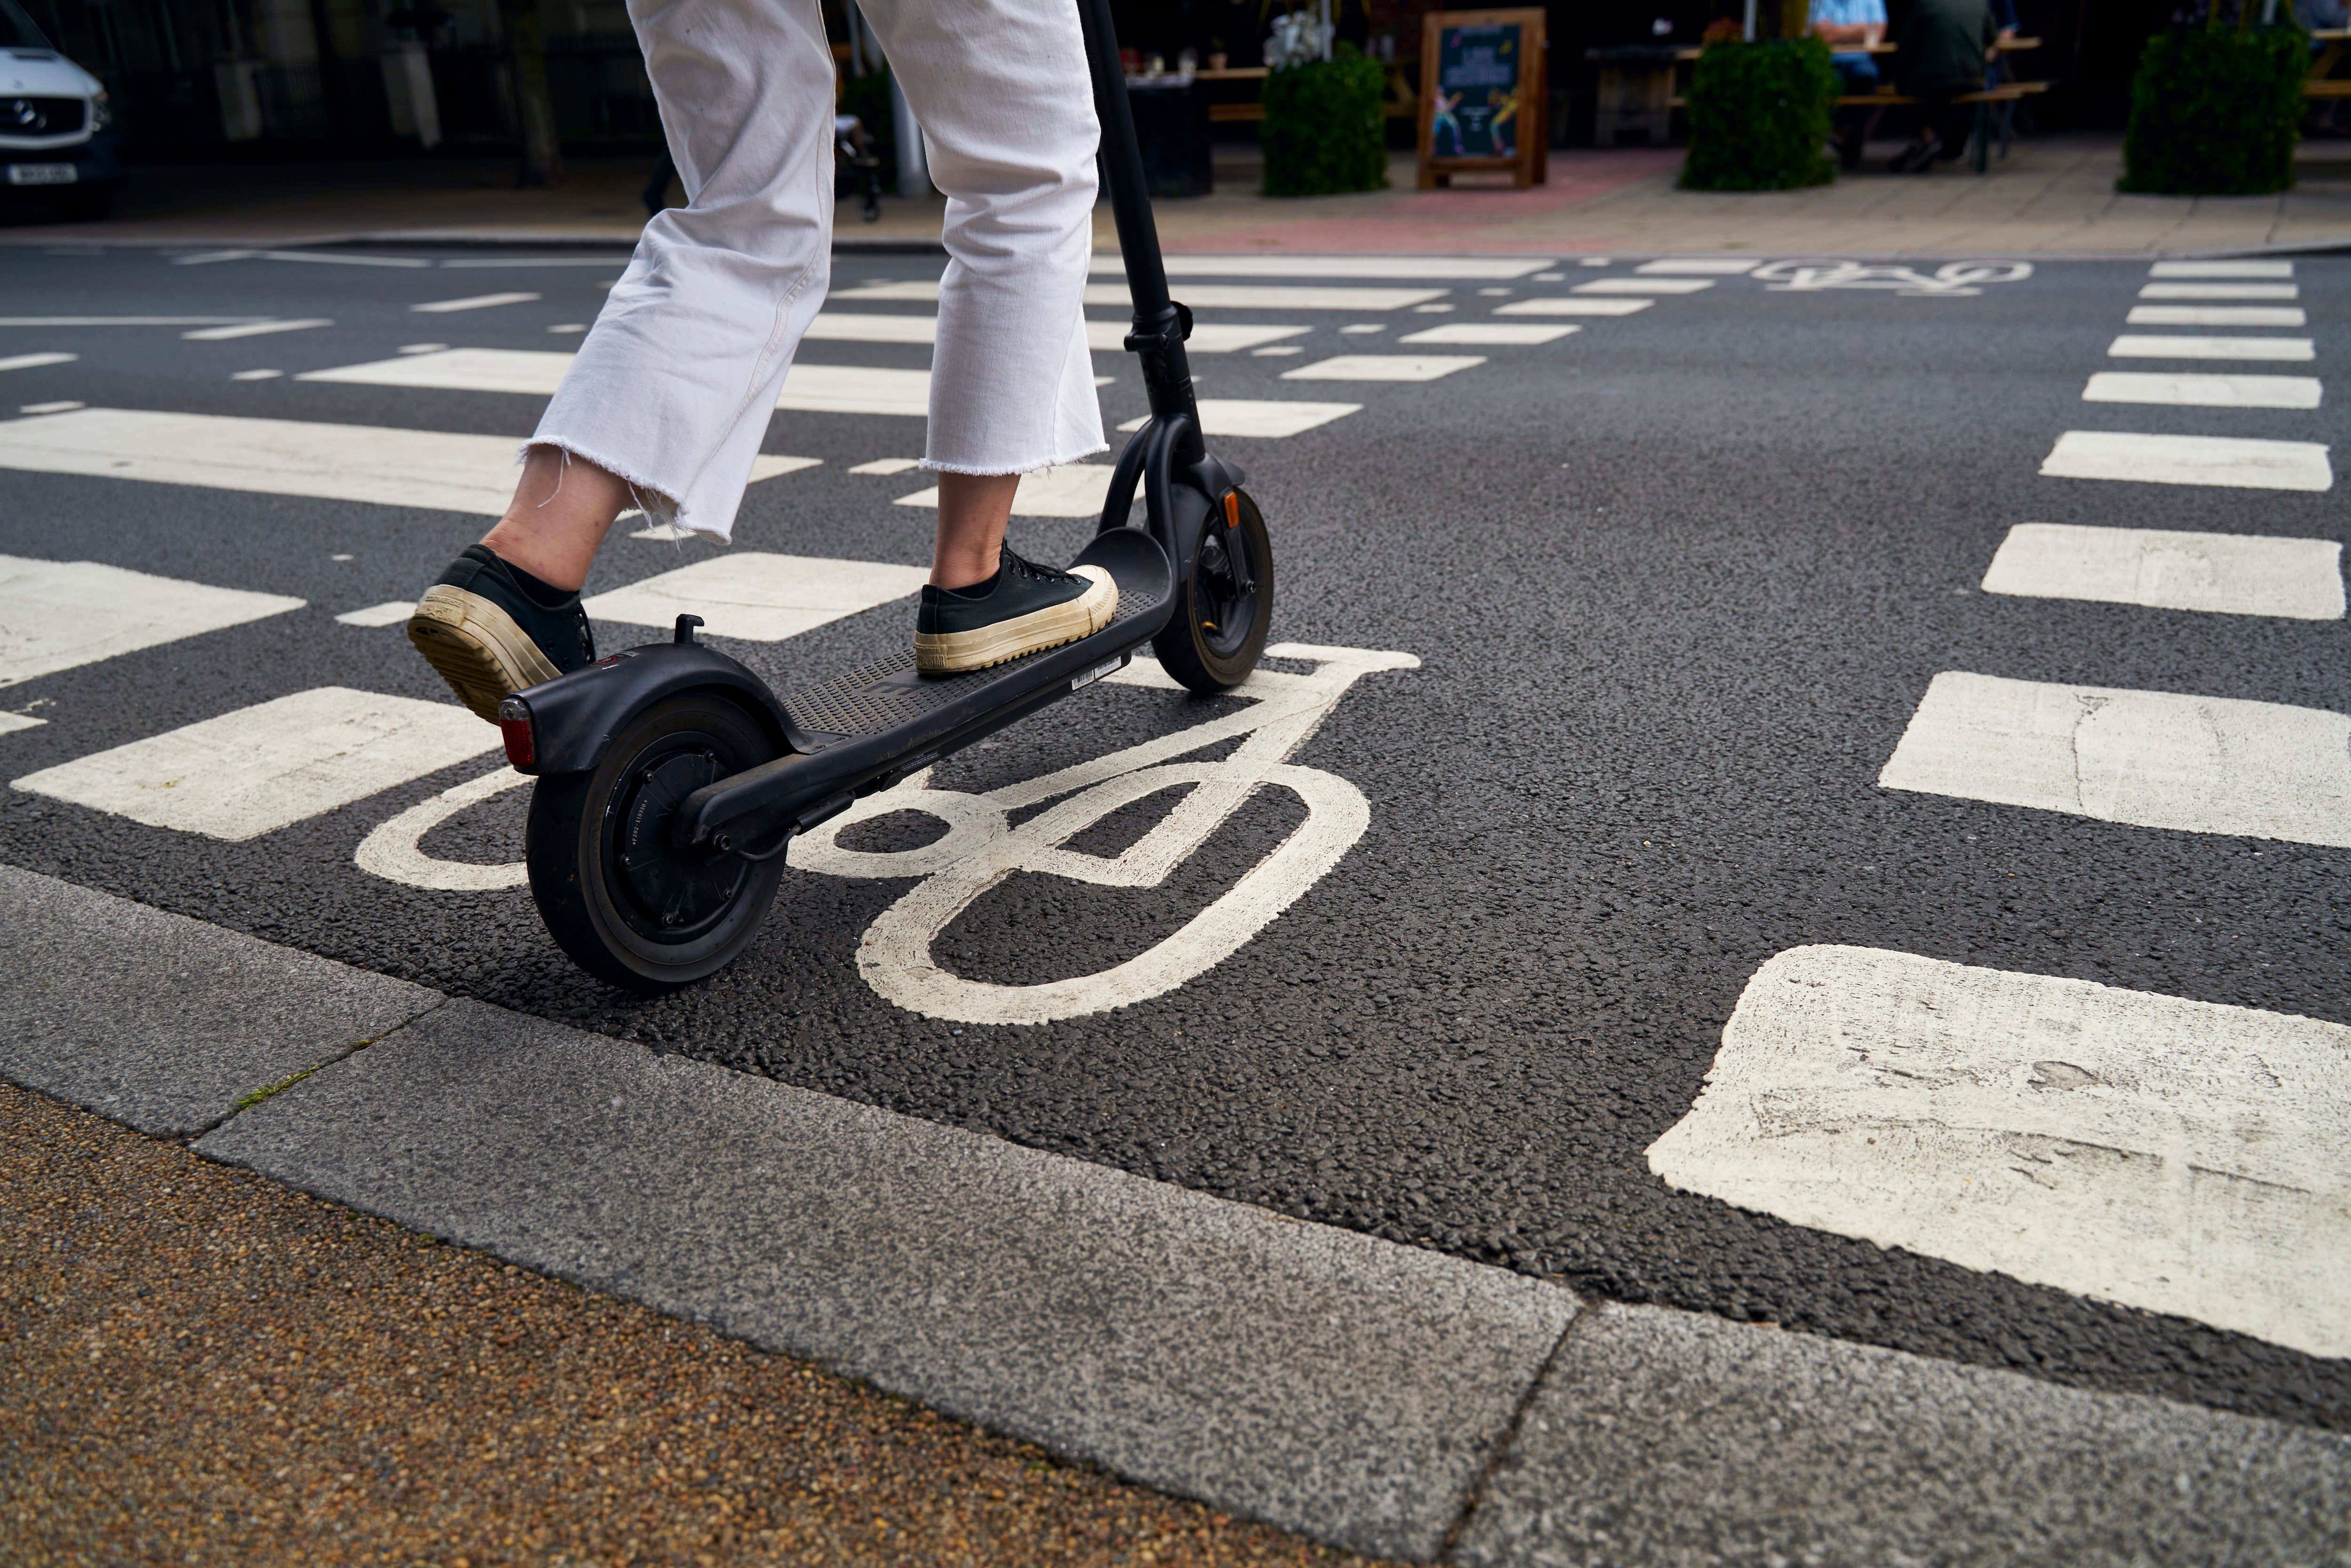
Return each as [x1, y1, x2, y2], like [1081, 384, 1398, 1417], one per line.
[1115, 400, 1358, 438]
[1878, 671, 2351, 848]
[2080, 371, 2321, 410]
[1647, 944, 2351, 1361]
[180, 319, 334, 341]
[892, 465, 1114, 518]
[1635, 259, 1757, 275]
[1493, 298, 1652, 317]
[2137, 283, 2298, 301]
[1280, 355, 1485, 382]
[1979, 523, 2344, 620]
[0, 553, 305, 687]
[2039, 430, 2331, 491]
[834, 281, 1450, 312]
[1093, 254, 1551, 280]
[0, 407, 815, 514]
[1575, 278, 1710, 295]
[2149, 260, 2292, 278]
[1398, 323, 1578, 345]
[12, 687, 496, 842]
[581, 553, 931, 642]
[2125, 306, 2307, 329]
[2107, 335, 2314, 362]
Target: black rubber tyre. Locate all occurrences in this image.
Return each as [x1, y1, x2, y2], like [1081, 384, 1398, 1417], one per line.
[1153, 486, 1272, 693]
[526, 693, 785, 991]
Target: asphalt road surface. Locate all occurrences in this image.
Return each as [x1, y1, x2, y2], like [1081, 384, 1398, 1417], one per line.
[0, 242, 2342, 1436]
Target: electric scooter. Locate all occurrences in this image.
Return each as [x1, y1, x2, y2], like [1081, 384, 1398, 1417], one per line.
[492, 0, 1274, 991]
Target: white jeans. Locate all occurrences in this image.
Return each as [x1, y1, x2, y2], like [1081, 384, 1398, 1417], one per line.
[535, 0, 1106, 543]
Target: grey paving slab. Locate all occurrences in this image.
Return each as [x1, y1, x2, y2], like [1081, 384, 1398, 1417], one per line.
[1452, 1301, 2351, 1568]
[0, 864, 442, 1136]
[194, 998, 1577, 1560]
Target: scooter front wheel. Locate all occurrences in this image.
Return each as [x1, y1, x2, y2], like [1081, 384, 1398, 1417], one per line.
[526, 693, 786, 991]
[1154, 485, 1273, 693]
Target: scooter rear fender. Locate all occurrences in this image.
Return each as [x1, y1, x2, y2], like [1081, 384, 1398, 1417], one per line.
[501, 639, 794, 777]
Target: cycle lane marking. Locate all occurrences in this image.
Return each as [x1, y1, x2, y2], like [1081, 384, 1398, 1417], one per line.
[1646, 944, 2351, 1360]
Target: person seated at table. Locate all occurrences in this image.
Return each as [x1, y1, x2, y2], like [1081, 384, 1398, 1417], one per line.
[1809, 0, 1887, 168]
[1889, 0, 1999, 173]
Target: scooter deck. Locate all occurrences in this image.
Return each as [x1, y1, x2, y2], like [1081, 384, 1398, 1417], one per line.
[785, 588, 1160, 744]
[671, 526, 1173, 853]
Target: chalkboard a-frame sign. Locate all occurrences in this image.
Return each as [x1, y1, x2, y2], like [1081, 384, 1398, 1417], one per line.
[1416, 8, 1548, 189]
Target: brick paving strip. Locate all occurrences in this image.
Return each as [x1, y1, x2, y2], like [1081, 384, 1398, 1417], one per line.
[2, 860, 2347, 1565]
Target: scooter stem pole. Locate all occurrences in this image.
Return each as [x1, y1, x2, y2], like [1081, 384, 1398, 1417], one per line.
[1074, 0, 1200, 429]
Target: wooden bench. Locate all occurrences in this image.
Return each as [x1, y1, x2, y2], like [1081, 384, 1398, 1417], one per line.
[1666, 80, 2047, 173]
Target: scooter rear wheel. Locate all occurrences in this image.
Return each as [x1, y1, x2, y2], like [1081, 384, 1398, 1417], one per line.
[526, 693, 785, 991]
[1154, 486, 1273, 693]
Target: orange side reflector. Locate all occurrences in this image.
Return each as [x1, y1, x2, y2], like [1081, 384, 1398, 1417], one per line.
[1222, 490, 1240, 530]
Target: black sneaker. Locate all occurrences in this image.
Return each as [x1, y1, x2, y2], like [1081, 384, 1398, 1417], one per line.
[913, 546, 1117, 675]
[407, 544, 597, 722]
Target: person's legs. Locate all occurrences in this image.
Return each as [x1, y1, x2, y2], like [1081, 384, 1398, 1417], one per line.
[865, 0, 1116, 671]
[1829, 56, 1876, 167]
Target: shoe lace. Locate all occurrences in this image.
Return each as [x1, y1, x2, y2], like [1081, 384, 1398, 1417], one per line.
[998, 545, 1072, 585]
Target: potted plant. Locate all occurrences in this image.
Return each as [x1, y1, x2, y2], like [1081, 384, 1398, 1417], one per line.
[2121, 1, 2306, 196]
[1260, 3, 1390, 196]
[1678, 17, 1839, 191]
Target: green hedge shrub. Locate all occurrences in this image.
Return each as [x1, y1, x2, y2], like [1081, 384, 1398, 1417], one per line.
[2120, 26, 2306, 196]
[1262, 45, 1389, 197]
[1679, 35, 1838, 192]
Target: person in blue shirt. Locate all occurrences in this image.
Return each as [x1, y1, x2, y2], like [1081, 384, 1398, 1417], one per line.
[1810, 0, 1888, 168]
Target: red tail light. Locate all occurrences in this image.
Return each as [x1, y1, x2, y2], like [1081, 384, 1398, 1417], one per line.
[497, 698, 536, 768]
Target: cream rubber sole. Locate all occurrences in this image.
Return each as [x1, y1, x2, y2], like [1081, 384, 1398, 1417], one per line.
[913, 566, 1118, 676]
[407, 584, 563, 723]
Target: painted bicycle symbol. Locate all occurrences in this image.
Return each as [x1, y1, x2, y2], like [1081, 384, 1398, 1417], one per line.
[1750, 258, 2033, 298]
[359, 641, 1418, 1024]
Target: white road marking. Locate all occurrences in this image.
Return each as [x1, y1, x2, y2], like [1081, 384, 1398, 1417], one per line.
[300, 347, 572, 394]
[0, 316, 260, 327]
[1092, 254, 1550, 279]
[848, 457, 923, 475]
[0, 710, 45, 734]
[398, 342, 448, 354]
[2108, 334, 2314, 361]
[1494, 297, 1653, 317]
[334, 601, 418, 628]
[1636, 259, 1758, 275]
[2148, 260, 2293, 279]
[2138, 282, 2298, 300]
[255, 251, 430, 268]
[2081, 371, 2320, 410]
[1089, 320, 1309, 354]
[1980, 523, 2344, 620]
[834, 281, 1449, 311]
[1575, 278, 1710, 295]
[1878, 671, 2351, 846]
[771, 363, 935, 416]
[230, 370, 284, 381]
[1399, 323, 1578, 345]
[19, 400, 80, 414]
[1250, 346, 1304, 356]
[1339, 323, 1385, 334]
[2125, 306, 2306, 328]
[12, 687, 496, 841]
[438, 256, 639, 268]
[548, 323, 586, 334]
[894, 463, 1113, 518]
[2040, 430, 2331, 491]
[411, 293, 543, 313]
[0, 405, 812, 513]
[0, 554, 304, 686]
[301, 347, 940, 417]
[181, 318, 333, 341]
[1647, 944, 2351, 1361]
[581, 553, 930, 641]
[1411, 303, 1454, 313]
[1116, 399, 1358, 438]
[0, 352, 73, 372]
[1281, 354, 1484, 382]
[354, 766, 530, 891]
[797, 644, 1419, 1024]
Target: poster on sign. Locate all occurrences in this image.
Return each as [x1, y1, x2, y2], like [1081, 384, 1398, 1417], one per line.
[1416, 8, 1548, 190]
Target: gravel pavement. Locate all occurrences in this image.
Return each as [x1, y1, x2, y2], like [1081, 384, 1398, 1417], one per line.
[0, 1079, 1381, 1568]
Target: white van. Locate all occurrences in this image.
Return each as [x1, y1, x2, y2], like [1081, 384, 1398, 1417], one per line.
[0, 0, 118, 220]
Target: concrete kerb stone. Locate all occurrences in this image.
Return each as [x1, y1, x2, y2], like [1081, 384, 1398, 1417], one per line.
[192, 996, 1577, 1561]
[1453, 1301, 2351, 1568]
[0, 862, 442, 1136]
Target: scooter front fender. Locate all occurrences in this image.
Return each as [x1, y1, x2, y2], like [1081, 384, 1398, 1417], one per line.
[502, 639, 795, 777]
